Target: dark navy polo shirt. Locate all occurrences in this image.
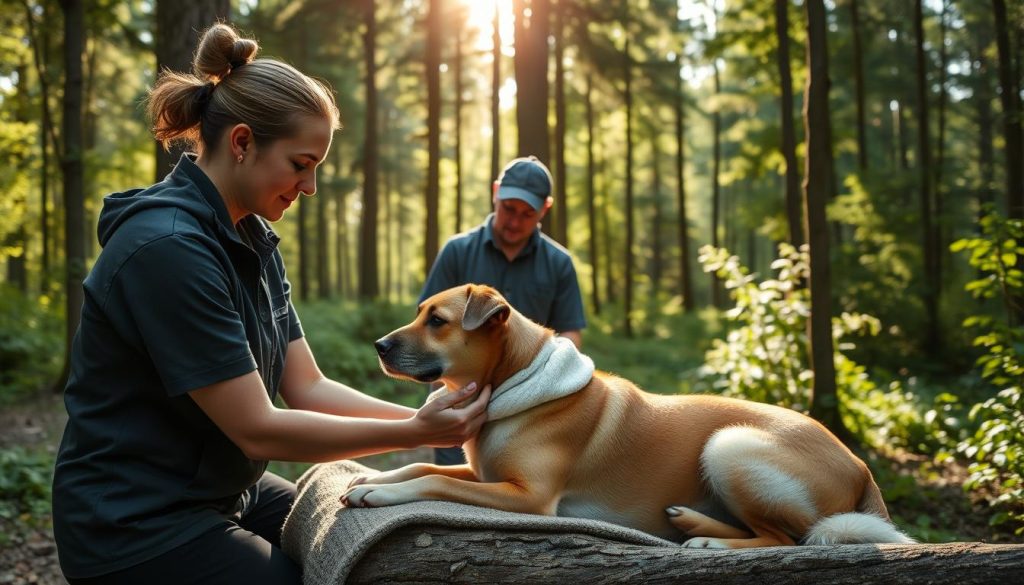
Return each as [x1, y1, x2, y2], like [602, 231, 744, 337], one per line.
[52, 155, 303, 578]
[420, 214, 586, 332]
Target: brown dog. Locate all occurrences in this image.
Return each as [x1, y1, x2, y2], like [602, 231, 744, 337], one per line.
[342, 284, 913, 548]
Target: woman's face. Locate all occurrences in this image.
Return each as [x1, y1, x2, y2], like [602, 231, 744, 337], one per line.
[234, 115, 333, 223]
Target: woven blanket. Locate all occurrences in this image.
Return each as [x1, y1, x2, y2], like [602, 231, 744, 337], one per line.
[280, 460, 675, 585]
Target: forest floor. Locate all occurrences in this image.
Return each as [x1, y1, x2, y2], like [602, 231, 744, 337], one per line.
[0, 393, 1014, 585]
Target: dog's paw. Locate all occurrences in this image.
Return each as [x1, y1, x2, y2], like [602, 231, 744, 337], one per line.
[682, 537, 730, 549]
[341, 483, 412, 508]
[347, 475, 370, 489]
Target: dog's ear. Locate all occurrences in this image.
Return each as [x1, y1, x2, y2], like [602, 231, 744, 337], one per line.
[462, 287, 511, 331]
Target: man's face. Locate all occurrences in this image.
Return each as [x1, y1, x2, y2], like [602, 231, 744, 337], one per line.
[492, 197, 544, 250]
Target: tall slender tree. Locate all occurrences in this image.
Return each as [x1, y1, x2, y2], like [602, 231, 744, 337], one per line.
[993, 0, 1023, 218]
[358, 0, 379, 299]
[914, 0, 939, 352]
[803, 0, 843, 435]
[490, 0, 501, 186]
[55, 0, 85, 392]
[552, 0, 568, 245]
[850, 0, 868, 170]
[513, 0, 549, 162]
[585, 69, 601, 315]
[624, 34, 635, 338]
[424, 0, 442, 269]
[775, 0, 803, 247]
[710, 60, 723, 307]
[674, 57, 694, 312]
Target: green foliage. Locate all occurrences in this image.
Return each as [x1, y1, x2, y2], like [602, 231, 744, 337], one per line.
[696, 243, 962, 456]
[951, 210, 1024, 534]
[697, 243, 881, 410]
[0, 447, 53, 530]
[0, 286, 62, 402]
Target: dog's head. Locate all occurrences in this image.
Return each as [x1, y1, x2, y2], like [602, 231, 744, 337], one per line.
[374, 284, 528, 387]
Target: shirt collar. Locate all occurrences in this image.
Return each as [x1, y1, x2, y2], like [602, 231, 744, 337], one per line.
[483, 213, 540, 260]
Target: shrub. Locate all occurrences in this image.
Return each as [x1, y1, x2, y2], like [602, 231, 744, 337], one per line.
[951, 210, 1024, 534]
[0, 286, 62, 402]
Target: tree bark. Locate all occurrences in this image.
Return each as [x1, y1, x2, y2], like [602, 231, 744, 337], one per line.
[54, 0, 85, 393]
[674, 60, 694, 312]
[513, 0, 550, 164]
[993, 0, 1024, 218]
[802, 0, 844, 436]
[585, 70, 600, 315]
[913, 0, 939, 354]
[154, 0, 229, 181]
[490, 1, 501, 186]
[775, 0, 804, 248]
[850, 0, 868, 171]
[710, 62, 723, 308]
[358, 0, 379, 299]
[552, 0, 567, 246]
[650, 129, 663, 298]
[347, 530, 1024, 585]
[454, 21, 464, 235]
[424, 0, 442, 270]
[623, 36, 635, 338]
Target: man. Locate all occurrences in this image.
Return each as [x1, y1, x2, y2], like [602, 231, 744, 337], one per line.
[420, 155, 587, 464]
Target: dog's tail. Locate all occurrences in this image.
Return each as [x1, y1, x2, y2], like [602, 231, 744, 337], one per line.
[803, 482, 915, 545]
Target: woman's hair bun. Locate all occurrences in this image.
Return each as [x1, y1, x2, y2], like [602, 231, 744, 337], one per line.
[193, 23, 259, 81]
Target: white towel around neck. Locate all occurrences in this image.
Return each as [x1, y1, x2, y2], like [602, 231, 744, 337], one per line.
[486, 336, 595, 421]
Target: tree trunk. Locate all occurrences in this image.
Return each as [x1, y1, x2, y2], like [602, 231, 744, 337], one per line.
[913, 0, 939, 354]
[7, 63, 30, 292]
[297, 27, 311, 302]
[424, 0, 442, 270]
[850, 0, 868, 170]
[775, 0, 804, 248]
[358, 0, 379, 300]
[513, 0, 549, 164]
[935, 0, 948, 291]
[711, 62, 723, 308]
[650, 130, 663, 298]
[334, 145, 349, 298]
[552, 0, 567, 246]
[454, 25, 464, 235]
[802, 0, 844, 436]
[348, 530, 1024, 585]
[154, 0, 230, 181]
[975, 41, 997, 219]
[54, 0, 85, 393]
[490, 0, 501, 187]
[674, 60, 694, 312]
[993, 0, 1024, 218]
[623, 37, 635, 339]
[23, 0, 57, 292]
[585, 70, 600, 315]
[317, 163, 330, 299]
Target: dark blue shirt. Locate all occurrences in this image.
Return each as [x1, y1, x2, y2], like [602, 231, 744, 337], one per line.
[420, 214, 586, 332]
[52, 155, 303, 578]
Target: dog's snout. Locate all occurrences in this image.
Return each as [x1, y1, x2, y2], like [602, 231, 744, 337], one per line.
[374, 337, 396, 358]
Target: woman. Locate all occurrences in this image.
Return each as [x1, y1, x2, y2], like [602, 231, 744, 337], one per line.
[51, 23, 490, 584]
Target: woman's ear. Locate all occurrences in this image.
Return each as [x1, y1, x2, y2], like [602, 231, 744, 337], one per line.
[228, 124, 254, 160]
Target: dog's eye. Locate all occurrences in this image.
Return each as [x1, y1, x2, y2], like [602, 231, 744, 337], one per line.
[427, 315, 447, 328]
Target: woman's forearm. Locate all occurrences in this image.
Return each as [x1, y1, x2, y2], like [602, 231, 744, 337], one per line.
[285, 376, 417, 420]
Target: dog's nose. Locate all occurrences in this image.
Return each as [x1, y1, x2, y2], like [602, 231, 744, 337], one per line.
[374, 337, 395, 358]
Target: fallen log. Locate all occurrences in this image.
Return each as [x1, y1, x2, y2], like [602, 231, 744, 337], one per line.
[350, 531, 1024, 585]
[282, 461, 1024, 584]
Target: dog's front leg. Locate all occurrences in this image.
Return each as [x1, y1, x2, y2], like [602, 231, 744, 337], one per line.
[347, 463, 478, 490]
[342, 475, 556, 515]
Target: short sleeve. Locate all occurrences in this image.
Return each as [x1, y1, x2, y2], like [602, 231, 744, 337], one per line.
[419, 240, 462, 303]
[103, 234, 257, 396]
[547, 257, 587, 332]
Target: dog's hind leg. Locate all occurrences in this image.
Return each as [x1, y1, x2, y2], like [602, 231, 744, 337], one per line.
[685, 426, 818, 549]
[666, 506, 752, 539]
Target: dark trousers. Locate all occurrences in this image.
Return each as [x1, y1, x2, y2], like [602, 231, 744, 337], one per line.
[67, 472, 301, 585]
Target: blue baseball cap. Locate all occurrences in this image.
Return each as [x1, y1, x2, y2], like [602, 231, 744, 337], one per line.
[496, 156, 552, 211]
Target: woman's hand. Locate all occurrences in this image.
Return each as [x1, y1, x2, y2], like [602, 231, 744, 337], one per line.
[410, 382, 491, 448]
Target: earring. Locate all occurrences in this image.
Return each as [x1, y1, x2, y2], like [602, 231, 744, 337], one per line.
[237, 154, 244, 164]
